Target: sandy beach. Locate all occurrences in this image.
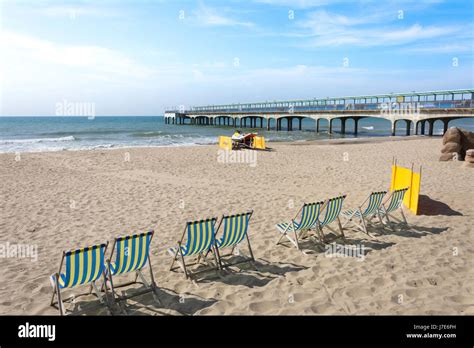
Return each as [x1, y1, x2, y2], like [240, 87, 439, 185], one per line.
[0, 137, 472, 315]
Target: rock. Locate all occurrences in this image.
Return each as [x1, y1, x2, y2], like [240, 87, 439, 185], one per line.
[466, 149, 474, 157]
[443, 127, 462, 145]
[26, 227, 36, 233]
[439, 153, 455, 161]
[461, 130, 474, 150]
[441, 142, 461, 154]
[462, 162, 474, 168]
[465, 156, 474, 164]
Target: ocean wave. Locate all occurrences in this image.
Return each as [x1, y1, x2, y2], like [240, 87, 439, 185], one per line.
[362, 126, 374, 130]
[131, 131, 163, 138]
[0, 136, 76, 145]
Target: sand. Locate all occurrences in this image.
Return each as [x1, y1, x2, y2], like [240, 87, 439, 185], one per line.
[0, 137, 473, 315]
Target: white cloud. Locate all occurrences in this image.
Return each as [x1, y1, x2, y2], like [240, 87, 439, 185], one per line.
[293, 9, 464, 47]
[34, 4, 120, 18]
[193, 4, 254, 27]
[254, 0, 333, 8]
[0, 31, 156, 78]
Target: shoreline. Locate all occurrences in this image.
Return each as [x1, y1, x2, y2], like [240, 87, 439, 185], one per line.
[0, 134, 438, 155]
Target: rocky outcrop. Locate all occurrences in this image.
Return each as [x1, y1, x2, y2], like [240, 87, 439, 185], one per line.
[439, 127, 474, 163]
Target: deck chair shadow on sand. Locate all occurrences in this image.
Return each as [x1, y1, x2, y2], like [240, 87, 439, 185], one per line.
[342, 191, 387, 236]
[104, 230, 160, 310]
[50, 243, 110, 315]
[213, 211, 255, 269]
[168, 218, 220, 280]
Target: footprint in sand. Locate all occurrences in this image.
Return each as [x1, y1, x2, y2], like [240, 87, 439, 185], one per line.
[345, 287, 373, 299]
[248, 299, 280, 313]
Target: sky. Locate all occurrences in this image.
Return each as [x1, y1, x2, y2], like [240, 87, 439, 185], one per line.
[0, 0, 473, 116]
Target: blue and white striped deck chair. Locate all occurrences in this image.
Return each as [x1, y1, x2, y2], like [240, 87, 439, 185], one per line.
[342, 191, 387, 236]
[168, 218, 219, 279]
[317, 195, 347, 242]
[276, 201, 325, 250]
[50, 243, 109, 315]
[378, 187, 409, 230]
[105, 230, 159, 306]
[214, 211, 254, 268]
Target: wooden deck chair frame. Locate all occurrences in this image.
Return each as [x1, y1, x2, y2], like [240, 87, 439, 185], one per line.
[50, 242, 110, 316]
[104, 230, 160, 309]
[317, 195, 347, 243]
[342, 191, 387, 236]
[276, 201, 326, 250]
[379, 187, 410, 230]
[213, 211, 255, 269]
[168, 218, 220, 280]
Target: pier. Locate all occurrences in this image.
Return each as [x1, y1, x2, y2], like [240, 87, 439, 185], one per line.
[165, 89, 474, 136]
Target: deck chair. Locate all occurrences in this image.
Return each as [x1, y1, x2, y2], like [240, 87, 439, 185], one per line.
[317, 195, 346, 242]
[104, 230, 160, 308]
[276, 201, 325, 250]
[342, 191, 387, 236]
[50, 243, 109, 315]
[168, 218, 219, 279]
[213, 211, 255, 268]
[378, 187, 409, 230]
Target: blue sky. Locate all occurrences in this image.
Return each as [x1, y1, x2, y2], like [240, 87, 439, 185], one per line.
[1, 0, 473, 115]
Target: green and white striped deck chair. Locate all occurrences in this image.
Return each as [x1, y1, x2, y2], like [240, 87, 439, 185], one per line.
[105, 230, 159, 306]
[50, 243, 109, 315]
[276, 201, 325, 250]
[378, 187, 409, 230]
[214, 211, 254, 268]
[317, 195, 346, 242]
[168, 218, 219, 279]
[342, 191, 387, 235]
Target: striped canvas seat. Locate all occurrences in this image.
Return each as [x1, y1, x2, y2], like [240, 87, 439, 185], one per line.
[317, 195, 346, 242]
[214, 212, 255, 268]
[216, 212, 251, 248]
[168, 218, 219, 279]
[342, 191, 387, 235]
[275, 201, 324, 250]
[319, 196, 346, 227]
[50, 243, 109, 315]
[109, 231, 153, 276]
[378, 187, 410, 229]
[380, 188, 408, 214]
[276, 202, 323, 234]
[179, 218, 216, 256]
[343, 191, 386, 218]
[51, 244, 107, 289]
[105, 230, 159, 307]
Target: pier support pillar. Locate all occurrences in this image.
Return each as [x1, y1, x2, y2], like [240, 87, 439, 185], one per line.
[329, 119, 333, 134]
[267, 118, 271, 130]
[354, 118, 359, 136]
[428, 119, 435, 136]
[298, 118, 302, 130]
[341, 118, 346, 135]
[420, 120, 426, 135]
[443, 119, 449, 135]
[316, 119, 320, 133]
[405, 120, 411, 136]
[277, 118, 281, 131]
[391, 120, 396, 136]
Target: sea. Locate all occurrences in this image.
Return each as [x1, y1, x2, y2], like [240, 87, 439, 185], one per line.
[1, 116, 473, 153]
